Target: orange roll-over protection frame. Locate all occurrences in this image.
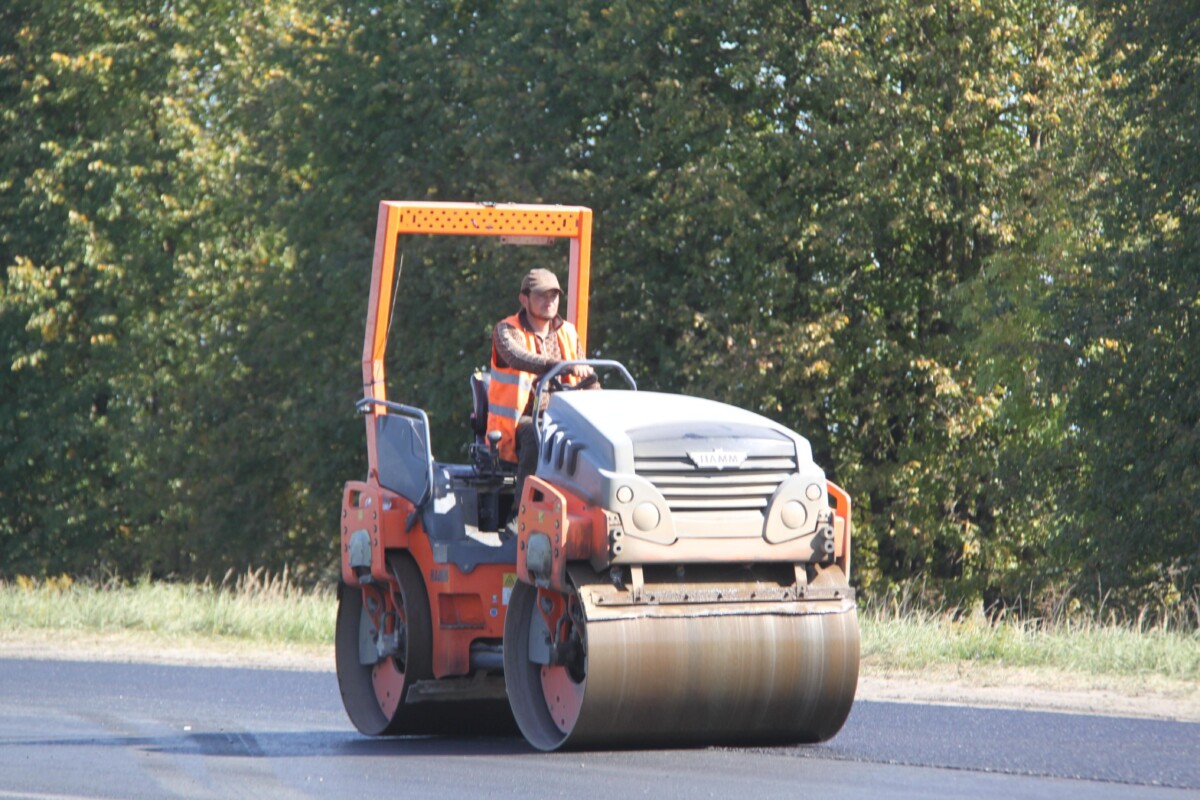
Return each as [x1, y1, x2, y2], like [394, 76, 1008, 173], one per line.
[360, 201, 593, 477]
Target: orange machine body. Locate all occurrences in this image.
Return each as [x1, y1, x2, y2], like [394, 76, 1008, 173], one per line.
[339, 202, 853, 680]
[337, 202, 858, 750]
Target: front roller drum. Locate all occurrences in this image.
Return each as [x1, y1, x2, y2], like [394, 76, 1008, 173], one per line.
[504, 572, 860, 751]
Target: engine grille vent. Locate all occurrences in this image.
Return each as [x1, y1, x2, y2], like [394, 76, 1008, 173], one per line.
[633, 453, 797, 513]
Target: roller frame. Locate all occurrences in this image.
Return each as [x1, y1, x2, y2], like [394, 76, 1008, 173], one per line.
[336, 201, 860, 750]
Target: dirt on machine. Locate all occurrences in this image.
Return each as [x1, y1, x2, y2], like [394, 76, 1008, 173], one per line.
[336, 201, 860, 750]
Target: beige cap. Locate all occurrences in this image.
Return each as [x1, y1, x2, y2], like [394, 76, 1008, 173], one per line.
[520, 268, 562, 295]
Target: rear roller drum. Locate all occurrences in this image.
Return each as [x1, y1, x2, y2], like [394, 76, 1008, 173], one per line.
[336, 554, 517, 737]
[335, 554, 435, 735]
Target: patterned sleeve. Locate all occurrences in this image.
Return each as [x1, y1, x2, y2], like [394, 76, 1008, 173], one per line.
[493, 321, 559, 375]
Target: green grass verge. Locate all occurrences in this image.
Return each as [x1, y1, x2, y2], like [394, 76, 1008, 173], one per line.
[859, 616, 1198, 682]
[0, 572, 335, 647]
[1, 573, 1196, 682]
[859, 587, 1200, 682]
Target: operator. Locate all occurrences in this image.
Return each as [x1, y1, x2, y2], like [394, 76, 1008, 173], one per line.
[488, 268, 598, 538]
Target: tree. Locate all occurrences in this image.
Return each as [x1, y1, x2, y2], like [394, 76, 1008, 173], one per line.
[1, 0, 1189, 616]
[1045, 0, 1200, 612]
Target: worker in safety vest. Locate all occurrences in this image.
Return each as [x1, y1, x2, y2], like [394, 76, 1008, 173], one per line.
[488, 268, 598, 537]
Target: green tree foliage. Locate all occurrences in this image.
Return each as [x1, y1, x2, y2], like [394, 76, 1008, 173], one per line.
[522, 1, 1113, 604]
[1042, 0, 1200, 609]
[791, 2, 1112, 604]
[1, 0, 186, 574]
[0, 0, 1194, 617]
[1, 1, 346, 578]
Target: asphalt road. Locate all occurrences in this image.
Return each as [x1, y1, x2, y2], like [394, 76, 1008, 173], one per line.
[0, 658, 1196, 799]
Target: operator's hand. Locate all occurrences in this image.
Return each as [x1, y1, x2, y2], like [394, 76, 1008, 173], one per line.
[571, 363, 602, 390]
[569, 363, 595, 379]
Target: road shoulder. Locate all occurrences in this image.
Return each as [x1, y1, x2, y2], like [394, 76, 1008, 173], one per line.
[2, 631, 1196, 722]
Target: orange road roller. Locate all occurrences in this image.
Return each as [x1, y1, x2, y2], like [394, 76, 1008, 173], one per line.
[336, 201, 859, 750]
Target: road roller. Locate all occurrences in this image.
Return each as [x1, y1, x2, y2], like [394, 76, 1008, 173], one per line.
[337, 201, 859, 750]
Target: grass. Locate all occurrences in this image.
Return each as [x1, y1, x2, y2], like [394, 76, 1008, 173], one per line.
[0, 570, 335, 648]
[1, 571, 1196, 685]
[857, 581, 1200, 683]
[858, 610, 1199, 682]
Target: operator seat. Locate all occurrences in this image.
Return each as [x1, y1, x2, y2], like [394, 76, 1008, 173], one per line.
[469, 367, 517, 485]
[469, 368, 490, 441]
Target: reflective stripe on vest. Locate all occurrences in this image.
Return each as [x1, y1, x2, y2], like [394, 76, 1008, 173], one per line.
[486, 313, 580, 462]
[487, 368, 533, 426]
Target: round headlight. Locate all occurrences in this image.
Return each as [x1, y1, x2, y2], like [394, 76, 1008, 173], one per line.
[781, 500, 808, 529]
[632, 502, 661, 532]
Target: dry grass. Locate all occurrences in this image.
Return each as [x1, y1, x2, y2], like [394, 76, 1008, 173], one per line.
[858, 582, 1200, 682]
[0, 569, 335, 646]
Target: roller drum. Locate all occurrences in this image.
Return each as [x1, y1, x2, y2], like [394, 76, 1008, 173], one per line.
[505, 574, 860, 751]
[336, 555, 515, 737]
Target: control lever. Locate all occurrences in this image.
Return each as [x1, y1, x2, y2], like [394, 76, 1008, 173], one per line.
[487, 430, 503, 470]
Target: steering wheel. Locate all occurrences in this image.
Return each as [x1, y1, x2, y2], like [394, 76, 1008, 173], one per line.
[546, 371, 600, 393]
[531, 359, 635, 440]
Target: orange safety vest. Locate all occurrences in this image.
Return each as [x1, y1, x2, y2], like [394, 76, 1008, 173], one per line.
[487, 312, 582, 462]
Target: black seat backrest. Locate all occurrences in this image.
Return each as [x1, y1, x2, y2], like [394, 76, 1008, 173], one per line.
[470, 369, 490, 439]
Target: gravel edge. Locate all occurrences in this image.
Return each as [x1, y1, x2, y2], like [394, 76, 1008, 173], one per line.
[2, 631, 1196, 723]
